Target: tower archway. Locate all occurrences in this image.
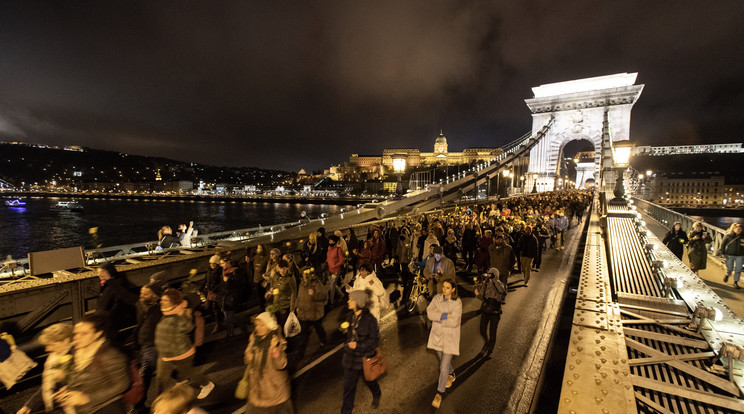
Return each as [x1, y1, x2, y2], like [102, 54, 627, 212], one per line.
[523, 73, 644, 192]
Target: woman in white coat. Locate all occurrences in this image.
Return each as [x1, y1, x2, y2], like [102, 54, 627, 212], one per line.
[426, 278, 462, 408]
[347, 263, 386, 321]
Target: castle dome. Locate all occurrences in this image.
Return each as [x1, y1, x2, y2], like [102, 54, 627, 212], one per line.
[435, 130, 447, 145]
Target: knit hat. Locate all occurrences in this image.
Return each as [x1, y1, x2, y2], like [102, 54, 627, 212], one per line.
[255, 312, 279, 331]
[487, 267, 500, 278]
[349, 290, 369, 308]
[209, 255, 221, 264]
[144, 282, 164, 297]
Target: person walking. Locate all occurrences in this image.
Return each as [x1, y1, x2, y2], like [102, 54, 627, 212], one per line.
[518, 225, 539, 286]
[488, 234, 516, 288]
[55, 313, 130, 414]
[268, 260, 298, 328]
[341, 290, 381, 414]
[153, 289, 214, 401]
[296, 267, 328, 358]
[16, 324, 74, 414]
[218, 257, 241, 337]
[662, 222, 688, 261]
[134, 283, 163, 404]
[347, 264, 387, 322]
[201, 255, 222, 334]
[688, 222, 713, 275]
[718, 223, 744, 288]
[424, 246, 455, 296]
[239, 312, 293, 414]
[554, 210, 569, 250]
[96, 262, 137, 346]
[426, 278, 462, 408]
[475, 268, 506, 359]
[252, 245, 269, 309]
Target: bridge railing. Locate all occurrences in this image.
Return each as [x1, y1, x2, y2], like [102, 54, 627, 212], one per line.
[630, 196, 729, 266]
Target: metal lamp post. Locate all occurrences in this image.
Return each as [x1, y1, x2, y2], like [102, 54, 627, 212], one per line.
[612, 140, 634, 202]
[531, 173, 538, 193]
[392, 157, 406, 200]
[502, 169, 510, 197]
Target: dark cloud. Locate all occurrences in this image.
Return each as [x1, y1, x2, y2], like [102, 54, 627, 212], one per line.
[0, 1, 742, 171]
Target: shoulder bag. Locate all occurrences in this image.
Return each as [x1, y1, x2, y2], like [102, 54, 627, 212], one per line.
[363, 347, 387, 381]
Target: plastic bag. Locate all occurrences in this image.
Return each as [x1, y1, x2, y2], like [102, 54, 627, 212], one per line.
[284, 312, 302, 338]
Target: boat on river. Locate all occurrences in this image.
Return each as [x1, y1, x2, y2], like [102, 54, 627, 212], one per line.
[4, 198, 26, 207]
[50, 200, 84, 212]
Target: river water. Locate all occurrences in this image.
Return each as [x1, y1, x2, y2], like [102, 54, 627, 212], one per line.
[0, 197, 343, 259]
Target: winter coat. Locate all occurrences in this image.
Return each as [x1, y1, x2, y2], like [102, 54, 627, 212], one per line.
[424, 256, 455, 295]
[342, 308, 379, 371]
[135, 300, 161, 348]
[555, 215, 569, 231]
[252, 253, 268, 284]
[67, 343, 129, 414]
[368, 238, 387, 265]
[488, 243, 516, 283]
[423, 235, 439, 260]
[303, 242, 325, 271]
[326, 244, 346, 274]
[202, 265, 222, 295]
[518, 233, 539, 258]
[718, 233, 744, 257]
[218, 267, 241, 311]
[662, 229, 688, 259]
[442, 237, 459, 263]
[351, 272, 386, 321]
[426, 295, 462, 355]
[155, 312, 194, 359]
[270, 272, 297, 313]
[396, 227, 413, 263]
[475, 236, 493, 269]
[462, 228, 478, 250]
[296, 276, 327, 321]
[97, 278, 137, 335]
[243, 332, 290, 408]
[688, 230, 712, 270]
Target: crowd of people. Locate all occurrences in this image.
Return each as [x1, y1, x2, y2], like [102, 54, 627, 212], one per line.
[663, 221, 744, 288]
[12, 190, 592, 414]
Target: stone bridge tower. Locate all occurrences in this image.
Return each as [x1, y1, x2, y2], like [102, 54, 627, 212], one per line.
[524, 73, 644, 192]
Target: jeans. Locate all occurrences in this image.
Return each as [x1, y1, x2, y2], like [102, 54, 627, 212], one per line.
[341, 367, 380, 414]
[436, 351, 454, 393]
[521, 257, 534, 284]
[479, 312, 501, 354]
[139, 345, 158, 403]
[154, 355, 208, 399]
[726, 255, 744, 282]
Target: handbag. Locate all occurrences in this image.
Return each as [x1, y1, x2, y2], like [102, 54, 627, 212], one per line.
[362, 347, 387, 381]
[234, 367, 250, 399]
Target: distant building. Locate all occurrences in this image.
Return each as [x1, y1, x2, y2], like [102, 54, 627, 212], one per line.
[633, 143, 743, 156]
[653, 173, 725, 206]
[334, 131, 502, 181]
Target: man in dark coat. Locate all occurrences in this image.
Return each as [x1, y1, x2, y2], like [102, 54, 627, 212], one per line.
[341, 290, 381, 413]
[518, 225, 539, 286]
[662, 222, 688, 261]
[96, 262, 137, 346]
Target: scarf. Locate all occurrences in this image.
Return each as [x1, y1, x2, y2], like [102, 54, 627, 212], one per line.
[74, 337, 105, 372]
[252, 332, 274, 378]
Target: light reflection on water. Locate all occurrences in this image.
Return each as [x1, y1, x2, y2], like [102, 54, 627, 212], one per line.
[0, 198, 343, 259]
[686, 215, 743, 230]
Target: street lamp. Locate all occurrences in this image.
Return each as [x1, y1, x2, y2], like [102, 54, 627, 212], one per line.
[502, 169, 511, 196]
[392, 157, 406, 199]
[612, 140, 635, 201]
[531, 173, 538, 193]
[520, 175, 525, 193]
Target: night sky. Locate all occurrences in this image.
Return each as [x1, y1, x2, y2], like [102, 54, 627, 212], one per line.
[1, 1, 742, 171]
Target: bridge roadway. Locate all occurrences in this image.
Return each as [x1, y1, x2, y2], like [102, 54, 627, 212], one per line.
[559, 194, 744, 414]
[0, 209, 588, 413]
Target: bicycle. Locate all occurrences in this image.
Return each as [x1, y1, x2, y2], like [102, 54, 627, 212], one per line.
[406, 263, 429, 313]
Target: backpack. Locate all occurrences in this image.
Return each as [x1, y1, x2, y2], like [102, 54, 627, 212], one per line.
[481, 279, 507, 314]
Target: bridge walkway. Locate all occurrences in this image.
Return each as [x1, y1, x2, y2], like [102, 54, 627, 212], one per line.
[640, 210, 744, 320]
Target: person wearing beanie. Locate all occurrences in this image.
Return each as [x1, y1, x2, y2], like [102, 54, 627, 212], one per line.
[240, 312, 292, 412]
[341, 289, 381, 413]
[334, 230, 348, 253]
[134, 282, 163, 401]
[348, 264, 386, 322]
[474, 268, 507, 360]
[424, 245, 455, 295]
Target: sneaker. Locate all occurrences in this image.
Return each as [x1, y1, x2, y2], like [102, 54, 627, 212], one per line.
[432, 393, 442, 408]
[446, 373, 456, 389]
[197, 381, 215, 399]
[371, 395, 380, 409]
[724, 274, 730, 283]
